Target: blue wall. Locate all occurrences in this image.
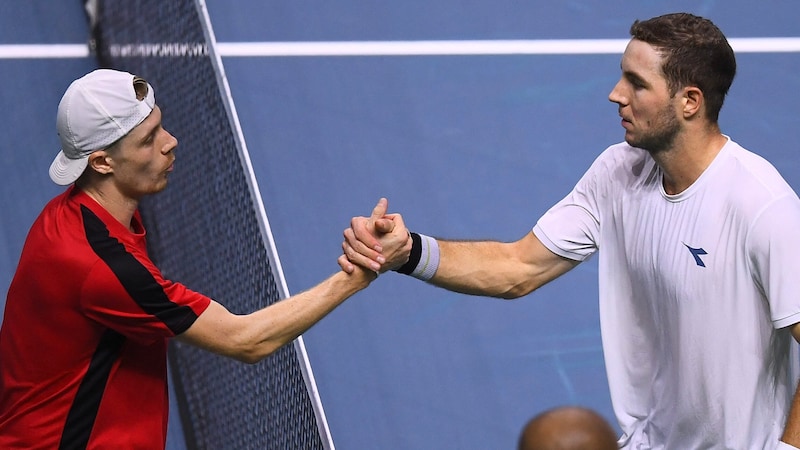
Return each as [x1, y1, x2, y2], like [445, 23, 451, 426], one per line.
[207, 1, 800, 449]
[3, 1, 799, 449]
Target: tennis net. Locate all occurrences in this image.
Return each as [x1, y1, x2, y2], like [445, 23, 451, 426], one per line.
[88, 1, 330, 448]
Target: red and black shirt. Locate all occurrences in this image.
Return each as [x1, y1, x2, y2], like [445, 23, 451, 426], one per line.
[0, 186, 210, 449]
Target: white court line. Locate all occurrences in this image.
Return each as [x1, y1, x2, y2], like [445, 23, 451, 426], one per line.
[2, 38, 800, 58]
[0, 44, 90, 58]
[216, 39, 630, 56]
[215, 38, 800, 56]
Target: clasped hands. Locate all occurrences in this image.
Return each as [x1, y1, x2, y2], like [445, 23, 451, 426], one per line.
[338, 198, 412, 275]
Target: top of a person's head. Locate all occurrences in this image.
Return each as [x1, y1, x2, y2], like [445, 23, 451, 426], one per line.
[518, 406, 618, 450]
[629, 12, 736, 123]
[49, 69, 156, 186]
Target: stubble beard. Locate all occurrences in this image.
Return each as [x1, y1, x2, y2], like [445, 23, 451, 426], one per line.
[627, 105, 681, 155]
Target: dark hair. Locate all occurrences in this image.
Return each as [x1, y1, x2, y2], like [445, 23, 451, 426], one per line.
[630, 13, 736, 123]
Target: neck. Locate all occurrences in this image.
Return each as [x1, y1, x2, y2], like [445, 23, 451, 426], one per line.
[79, 184, 140, 231]
[651, 128, 727, 195]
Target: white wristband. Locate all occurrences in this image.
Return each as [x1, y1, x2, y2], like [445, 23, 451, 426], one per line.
[778, 441, 800, 450]
[410, 233, 440, 281]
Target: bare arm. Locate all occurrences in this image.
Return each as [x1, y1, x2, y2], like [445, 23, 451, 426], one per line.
[425, 231, 579, 299]
[339, 198, 579, 299]
[781, 323, 800, 447]
[177, 266, 374, 364]
[176, 198, 410, 363]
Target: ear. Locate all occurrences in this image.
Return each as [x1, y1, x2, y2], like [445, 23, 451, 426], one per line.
[681, 86, 703, 119]
[86, 150, 114, 175]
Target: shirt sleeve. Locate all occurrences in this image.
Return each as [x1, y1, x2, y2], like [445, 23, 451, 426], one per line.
[533, 153, 605, 262]
[747, 193, 800, 329]
[80, 251, 211, 341]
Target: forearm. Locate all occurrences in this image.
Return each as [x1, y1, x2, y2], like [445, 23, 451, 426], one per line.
[782, 324, 800, 447]
[393, 231, 577, 299]
[782, 368, 800, 447]
[181, 268, 374, 363]
[428, 239, 537, 298]
[244, 269, 373, 360]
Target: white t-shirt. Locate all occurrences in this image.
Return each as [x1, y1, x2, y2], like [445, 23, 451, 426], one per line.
[533, 138, 800, 449]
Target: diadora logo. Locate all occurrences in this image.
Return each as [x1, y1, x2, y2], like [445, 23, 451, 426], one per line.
[683, 243, 708, 267]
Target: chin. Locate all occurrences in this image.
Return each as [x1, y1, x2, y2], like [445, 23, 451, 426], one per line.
[150, 181, 169, 194]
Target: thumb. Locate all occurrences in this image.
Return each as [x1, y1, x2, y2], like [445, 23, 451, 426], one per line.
[370, 197, 388, 222]
[374, 218, 395, 234]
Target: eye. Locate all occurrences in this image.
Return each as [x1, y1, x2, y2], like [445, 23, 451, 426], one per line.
[623, 73, 646, 90]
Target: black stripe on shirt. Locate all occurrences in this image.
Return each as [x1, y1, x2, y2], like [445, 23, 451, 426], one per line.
[80, 205, 198, 334]
[59, 329, 125, 450]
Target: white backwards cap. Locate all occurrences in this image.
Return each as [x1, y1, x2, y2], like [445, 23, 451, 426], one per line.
[49, 69, 155, 185]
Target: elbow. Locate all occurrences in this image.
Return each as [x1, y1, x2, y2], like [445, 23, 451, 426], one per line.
[224, 341, 260, 364]
[497, 291, 529, 300]
[498, 292, 524, 300]
[182, 306, 288, 364]
[497, 282, 539, 300]
[233, 351, 262, 365]
[225, 330, 283, 364]
[239, 355, 265, 365]
[230, 343, 281, 365]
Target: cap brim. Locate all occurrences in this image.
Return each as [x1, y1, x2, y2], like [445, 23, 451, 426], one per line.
[49, 150, 89, 186]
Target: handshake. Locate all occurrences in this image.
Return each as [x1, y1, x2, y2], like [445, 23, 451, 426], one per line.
[337, 197, 413, 277]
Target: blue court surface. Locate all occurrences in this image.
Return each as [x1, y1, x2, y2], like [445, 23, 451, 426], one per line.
[2, 1, 799, 449]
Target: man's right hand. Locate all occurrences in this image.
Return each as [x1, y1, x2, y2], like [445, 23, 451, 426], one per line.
[338, 198, 411, 274]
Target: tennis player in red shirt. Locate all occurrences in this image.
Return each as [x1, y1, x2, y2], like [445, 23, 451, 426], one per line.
[0, 69, 410, 449]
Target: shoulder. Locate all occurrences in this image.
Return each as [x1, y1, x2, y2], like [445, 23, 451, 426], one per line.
[723, 140, 796, 198]
[718, 140, 800, 239]
[577, 142, 656, 192]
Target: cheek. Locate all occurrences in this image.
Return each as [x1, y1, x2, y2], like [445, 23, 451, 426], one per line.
[120, 157, 158, 180]
[631, 101, 657, 124]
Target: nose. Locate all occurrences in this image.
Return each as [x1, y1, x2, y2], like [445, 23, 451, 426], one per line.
[608, 79, 626, 106]
[162, 129, 178, 154]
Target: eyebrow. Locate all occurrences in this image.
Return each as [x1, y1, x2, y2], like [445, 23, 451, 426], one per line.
[137, 120, 161, 144]
[621, 67, 648, 87]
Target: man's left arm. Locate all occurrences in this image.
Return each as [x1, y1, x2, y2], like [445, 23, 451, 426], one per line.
[780, 323, 800, 448]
